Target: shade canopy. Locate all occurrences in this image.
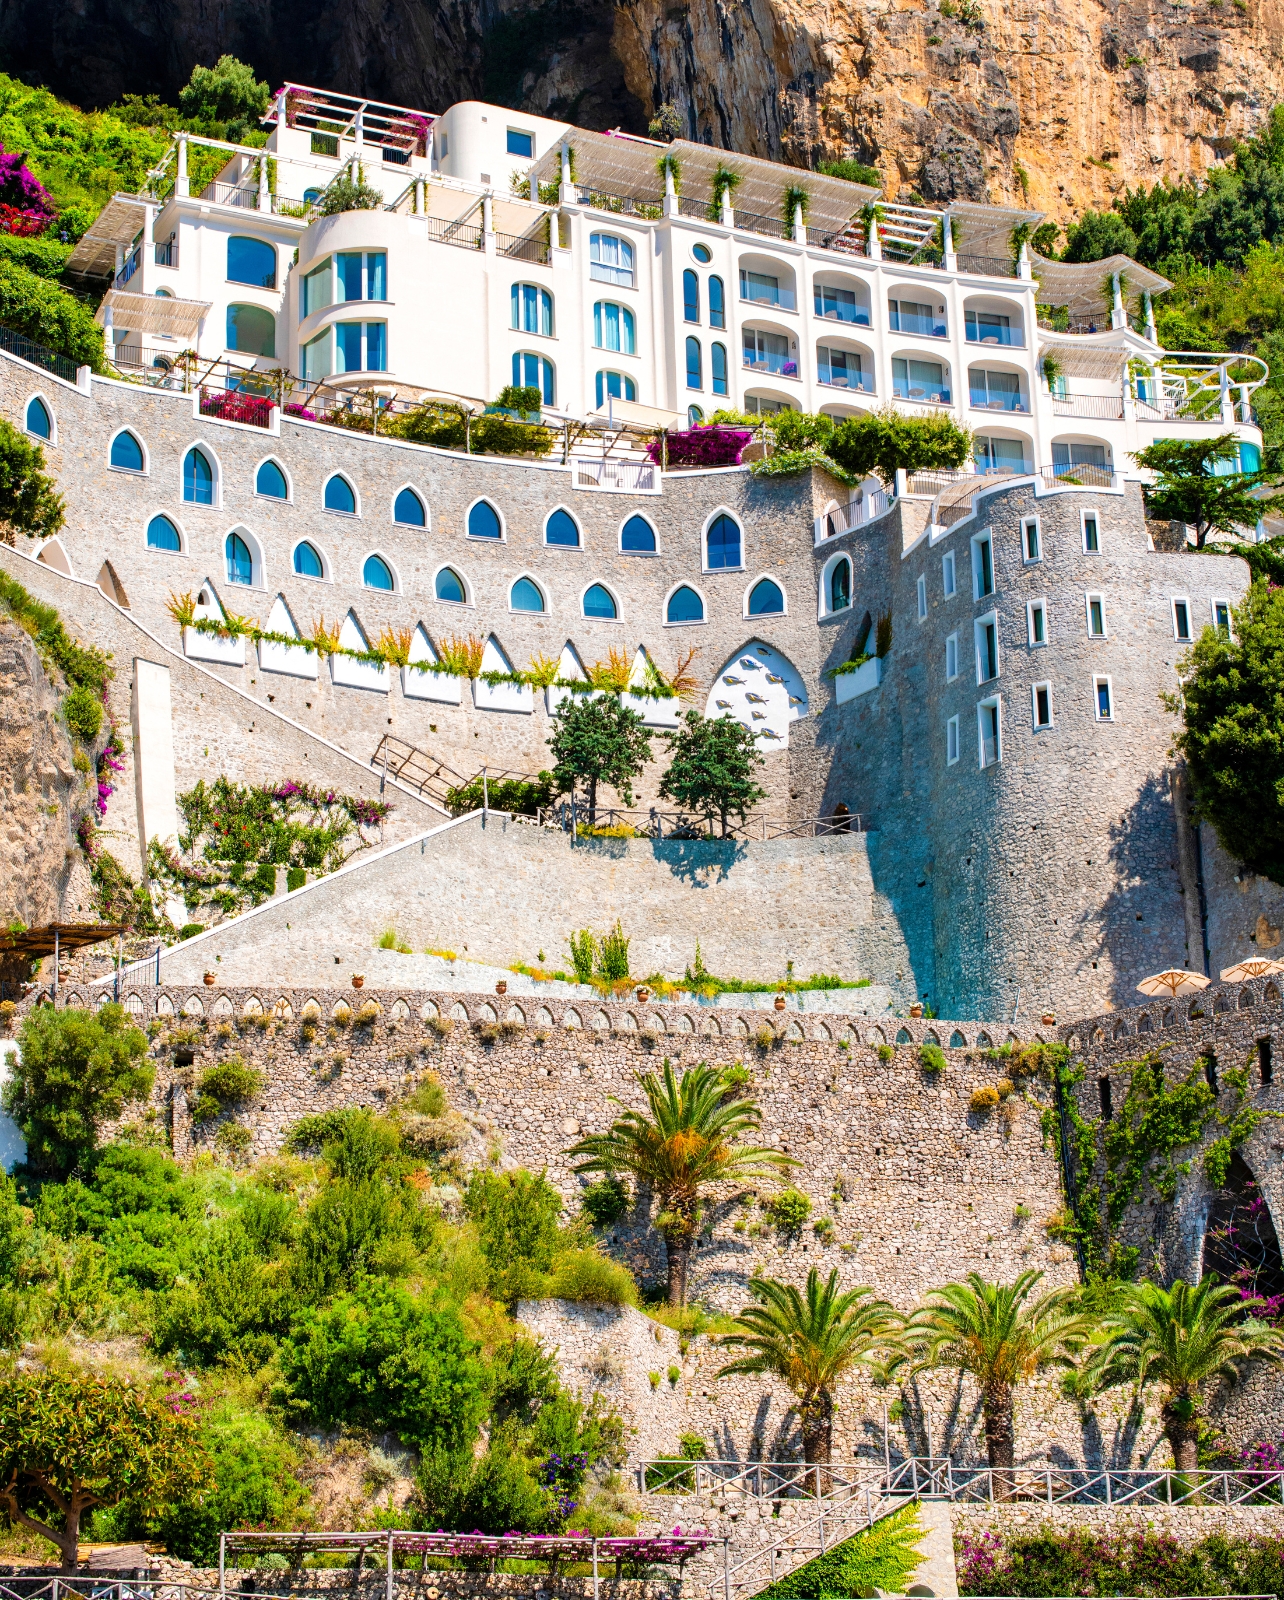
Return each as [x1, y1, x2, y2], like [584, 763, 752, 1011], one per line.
[0, 922, 131, 959]
[1032, 253, 1171, 315]
[64, 194, 150, 278]
[1219, 958, 1284, 982]
[1136, 968, 1212, 998]
[96, 289, 212, 339]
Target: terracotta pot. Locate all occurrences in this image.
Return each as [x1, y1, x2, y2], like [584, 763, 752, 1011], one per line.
[1042, 1012, 1057, 1026]
[496, 980, 508, 995]
[352, 974, 365, 990]
[909, 1003, 924, 1019]
[203, 972, 217, 986]
[636, 986, 651, 1003]
[773, 994, 787, 1012]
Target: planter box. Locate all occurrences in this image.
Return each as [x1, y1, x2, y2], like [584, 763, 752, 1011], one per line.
[624, 691, 681, 728]
[331, 653, 389, 693]
[475, 677, 533, 714]
[183, 626, 245, 666]
[259, 638, 318, 679]
[835, 656, 882, 704]
[403, 664, 462, 704]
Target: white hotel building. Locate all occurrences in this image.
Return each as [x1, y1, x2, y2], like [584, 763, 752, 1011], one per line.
[70, 86, 1264, 479]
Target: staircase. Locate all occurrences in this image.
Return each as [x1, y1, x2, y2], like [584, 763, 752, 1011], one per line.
[370, 734, 543, 812]
[716, 1489, 907, 1598]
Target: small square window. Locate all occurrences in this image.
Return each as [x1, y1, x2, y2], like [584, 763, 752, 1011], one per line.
[947, 714, 960, 766]
[917, 574, 927, 619]
[1094, 676, 1114, 720]
[1212, 599, 1232, 635]
[1033, 681, 1053, 729]
[1028, 599, 1046, 647]
[1173, 598, 1191, 641]
[506, 129, 534, 158]
[1086, 594, 1106, 637]
[1082, 512, 1100, 553]
[942, 550, 956, 597]
[945, 632, 959, 681]
[972, 532, 994, 599]
[1022, 517, 1041, 562]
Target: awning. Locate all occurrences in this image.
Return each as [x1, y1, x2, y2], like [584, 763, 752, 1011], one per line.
[588, 398, 685, 431]
[64, 194, 149, 277]
[0, 922, 132, 959]
[1037, 340, 1134, 379]
[946, 201, 1046, 259]
[1032, 253, 1171, 315]
[96, 289, 212, 339]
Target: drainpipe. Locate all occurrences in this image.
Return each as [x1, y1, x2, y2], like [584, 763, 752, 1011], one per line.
[1110, 272, 1125, 330]
[176, 134, 189, 198]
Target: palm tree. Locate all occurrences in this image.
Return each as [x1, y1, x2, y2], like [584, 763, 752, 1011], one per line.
[717, 1268, 900, 1466]
[903, 1270, 1092, 1494]
[1083, 1276, 1283, 1474]
[567, 1061, 796, 1305]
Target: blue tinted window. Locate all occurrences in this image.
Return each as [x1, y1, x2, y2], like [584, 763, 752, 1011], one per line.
[325, 475, 356, 514]
[146, 514, 181, 551]
[226, 531, 253, 585]
[435, 567, 466, 603]
[511, 577, 545, 612]
[363, 554, 394, 590]
[335, 322, 363, 372]
[693, 242, 712, 263]
[595, 370, 636, 407]
[706, 512, 741, 569]
[830, 559, 851, 612]
[365, 321, 386, 372]
[749, 578, 784, 615]
[25, 397, 51, 438]
[507, 129, 534, 157]
[686, 336, 702, 389]
[709, 275, 725, 328]
[183, 448, 213, 504]
[226, 303, 275, 356]
[1240, 440, 1262, 473]
[683, 269, 700, 323]
[468, 501, 501, 539]
[667, 586, 704, 623]
[621, 515, 655, 553]
[583, 583, 617, 619]
[512, 351, 554, 404]
[546, 509, 579, 546]
[293, 542, 323, 578]
[256, 459, 288, 498]
[712, 342, 728, 395]
[394, 487, 425, 526]
[227, 235, 276, 288]
[110, 431, 144, 472]
[336, 253, 364, 300]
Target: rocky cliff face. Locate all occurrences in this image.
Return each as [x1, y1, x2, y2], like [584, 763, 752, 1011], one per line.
[5, 0, 1284, 222]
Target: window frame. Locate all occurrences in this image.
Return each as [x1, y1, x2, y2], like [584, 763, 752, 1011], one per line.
[619, 513, 658, 556]
[253, 455, 292, 502]
[941, 550, 956, 598]
[511, 281, 554, 337]
[1171, 596, 1192, 641]
[663, 581, 708, 627]
[508, 572, 549, 614]
[432, 563, 473, 606]
[323, 472, 360, 519]
[24, 393, 55, 446]
[820, 552, 852, 618]
[1093, 674, 1115, 721]
[107, 428, 148, 476]
[683, 268, 701, 324]
[588, 232, 636, 289]
[685, 335, 703, 390]
[465, 497, 506, 543]
[977, 695, 1003, 768]
[181, 441, 220, 508]
[226, 234, 277, 290]
[945, 631, 959, 682]
[916, 574, 927, 620]
[543, 506, 582, 549]
[506, 128, 535, 158]
[1027, 597, 1047, 648]
[391, 484, 428, 529]
[702, 508, 744, 573]
[744, 574, 787, 619]
[145, 513, 185, 555]
[1211, 597, 1233, 636]
[970, 529, 994, 600]
[593, 299, 637, 355]
[1081, 509, 1101, 553]
[1085, 592, 1107, 638]
[512, 349, 555, 405]
[709, 275, 726, 328]
[1020, 515, 1041, 563]
[290, 539, 331, 583]
[1032, 680, 1054, 730]
[974, 610, 1000, 685]
[947, 714, 960, 767]
[581, 581, 622, 621]
[361, 550, 400, 594]
[223, 525, 263, 589]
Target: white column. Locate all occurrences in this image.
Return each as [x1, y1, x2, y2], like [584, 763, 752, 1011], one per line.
[1144, 290, 1157, 342]
[720, 189, 734, 227]
[1121, 357, 1135, 422]
[792, 201, 806, 245]
[560, 142, 574, 205]
[354, 107, 365, 149]
[276, 89, 287, 129]
[114, 242, 125, 276]
[258, 154, 270, 211]
[176, 134, 189, 198]
[866, 214, 882, 260]
[942, 215, 956, 271]
[482, 192, 495, 256]
[131, 659, 184, 923]
[1017, 240, 1032, 280]
[414, 178, 425, 216]
[663, 163, 677, 218]
[1110, 273, 1125, 330]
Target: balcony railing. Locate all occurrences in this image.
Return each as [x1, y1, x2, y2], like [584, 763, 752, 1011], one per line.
[1052, 392, 1125, 419]
[814, 486, 893, 541]
[574, 458, 658, 493]
[497, 231, 551, 264]
[966, 330, 1024, 348]
[423, 215, 483, 251]
[969, 394, 1029, 413]
[818, 372, 874, 393]
[735, 209, 790, 241]
[893, 386, 951, 404]
[0, 322, 80, 383]
[744, 354, 799, 378]
[154, 239, 178, 268]
[575, 185, 662, 219]
[957, 252, 1019, 279]
[114, 245, 141, 288]
[815, 305, 872, 327]
[1041, 463, 1116, 489]
[677, 195, 715, 221]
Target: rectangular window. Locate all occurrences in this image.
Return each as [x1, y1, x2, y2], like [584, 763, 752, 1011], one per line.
[1173, 598, 1191, 640]
[818, 346, 867, 390]
[1082, 512, 1100, 552]
[972, 532, 994, 599]
[945, 632, 959, 681]
[975, 435, 1029, 474]
[888, 298, 946, 337]
[364, 321, 386, 372]
[965, 308, 1016, 345]
[1028, 599, 1046, 646]
[302, 328, 331, 383]
[1033, 681, 1052, 729]
[978, 699, 1002, 767]
[942, 550, 956, 597]
[1213, 599, 1232, 635]
[334, 251, 386, 302]
[1022, 517, 1041, 562]
[1095, 676, 1114, 720]
[742, 328, 794, 376]
[334, 321, 385, 373]
[336, 252, 364, 301]
[310, 131, 339, 157]
[815, 283, 869, 324]
[969, 368, 1024, 411]
[739, 269, 794, 309]
[301, 259, 332, 319]
[892, 357, 950, 403]
[1086, 594, 1106, 637]
[976, 614, 999, 684]
[367, 252, 387, 300]
[507, 129, 534, 157]
[947, 715, 960, 766]
[917, 575, 927, 620]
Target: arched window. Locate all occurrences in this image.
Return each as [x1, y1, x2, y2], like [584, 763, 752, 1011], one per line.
[595, 371, 636, 408]
[304, 187, 323, 205]
[712, 342, 728, 396]
[683, 269, 700, 323]
[110, 431, 144, 472]
[511, 577, 546, 612]
[226, 531, 254, 586]
[688, 405, 704, 427]
[146, 514, 181, 551]
[667, 585, 705, 624]
[324, 474, 356, 514]
[621, 515, 656, 553]
[829, 556, 852, 613]
[593, 301, 635, 355]
[468, 500, 502, 540]
[183, 447, 213, 505]
[256, 460, 288, 499]
[25, 397, 51, 439]
[749, 578, 784, 615]
[546, 509, 580, 547]
[589, 233, 634, 287]
[706, 512, 742, 570]
[227, 236, 277, 289]
[394, 487, 426, 526]
[511, 283, 553, 336]
[709, 275, 725, 329]
[363, 554, 394, 590]
[685, 337, 702, 390]
[583, 583, 618, 619]
[435, 567, 466, 603]
[226, 303, 276, 356]
[293, 541, 324, 578]
[512, 351, 554, 405]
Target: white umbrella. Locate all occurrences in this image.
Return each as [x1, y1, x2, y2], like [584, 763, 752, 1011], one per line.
[1219, 958, 1284, 983]
[1136, 968, 1212, 998]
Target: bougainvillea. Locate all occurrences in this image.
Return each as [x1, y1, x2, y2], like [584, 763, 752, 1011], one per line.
[198, 388, 275, 427]
[0, 145, 56, 236]
[647, 426, 753, 469]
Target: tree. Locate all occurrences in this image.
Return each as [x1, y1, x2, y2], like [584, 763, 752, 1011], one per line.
[717, 1268, 899, 1465]
[1131, 434, 1284, 547]
[567, 1061, 796, 1305]
[828, 408, 972, 487]
[1171, 581, 1284, 883]
[902, 1271, 1091, 1493]
[1060, 209, 1139, 263]
[0, 258, 106, 371]
[1081, 1277, 1283, 1474]
[177, 56, 270, 138]
[0, 1371, 212, 1570]
[317, 162, 385, 216]
[5, 1003, 151, 1177]
[659, 709, 767, 836]
[0, 418, 64, 544]
[548, 694, 652, 822]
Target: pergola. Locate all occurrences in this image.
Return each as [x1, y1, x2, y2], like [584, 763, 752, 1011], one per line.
[0, 923, 132, 997]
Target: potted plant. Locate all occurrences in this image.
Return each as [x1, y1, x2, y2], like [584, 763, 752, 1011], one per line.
[636, 985, 651, 1002]
[352, 974, 365, 990]
[909, 1002, 924, 1018]
[496, 980, 508, 995]
[203, 972, 217, 986]
[1042, 1011, 1057, 1026]
[773, 994, 787, 1012]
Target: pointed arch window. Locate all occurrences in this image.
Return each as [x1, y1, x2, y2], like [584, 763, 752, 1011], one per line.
[146, 515, 181, 552]
[394, 487, 426, 526]
[583, 584, 617, 619]
[110, 431, 144, 472]
[226, 531, 254, 586]
[293, 541, 324, 578]
[324, 474, 356, 514]
[546, 508, 580, 547]
[256, 460, 288, 499]
[705, 512, 742, 570]
[25, 397, 51, 439]
[183, 448, 213, 504]
[363, 554, 394, 591]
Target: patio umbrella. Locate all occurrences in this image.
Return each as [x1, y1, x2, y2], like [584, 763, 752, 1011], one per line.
[1136, 968, 1212, 998]
[1219, 958, 1284, 982]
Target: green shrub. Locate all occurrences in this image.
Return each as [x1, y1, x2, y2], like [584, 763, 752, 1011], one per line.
[597, 920, 631, 981]
[446, 772, 555, 816]
[758, 1503, 923, 1599]
[0, 417, 67, 542]
[417, 1431, 555, 1534]
[919, 1042, 948, 1075]
[877, 1043, 894, 1062]
[0, 572, 111, 695]
[568, 929, 597, 985]
[547, 1247, 637, 1307]
[198, 1055, 264, 1107]
[151, 1225, 297, 1369]
[285, 866, 306, 892]
[466, 1168, 566, 1305]
[764, 1188, 812, 1235]
[0, 258, 106, 370]
[580, 1172, 630, 1227]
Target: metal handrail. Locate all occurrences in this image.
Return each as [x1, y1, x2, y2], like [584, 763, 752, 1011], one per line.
[0, 322, 81, 383]
[544, 806, 866, 840]
[956, 252, 1019, 279]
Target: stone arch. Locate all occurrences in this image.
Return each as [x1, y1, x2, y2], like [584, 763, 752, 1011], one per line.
[300, 998, 321, 1019]
[391, 998, 410, 1020]
[1240, 987, 1256, 1010]
[64, 992, 83, 1009]
[1137, 1013, 1153, 1034]
[1202, 1152, 1284, 1302]
[536, 1006, 554, 1026]
[619, 1011, 638, 1031]
[1005, 1032, 1020, 1045]
[1162, 1007, 1176, 1028]
[332, 1001, 352, 1020]
[869, 1026, 886, 1045]
[1188, 998, 1205, 1020]
[94, 992, 110, 1007]
[705, 637, 809, 750]
[1267, 983, 1281, 1005]
[732, 1016, 750, 1037]
[814, 1022, 833, 1041]
[895, 1028, 912, 1045]
[273, 997, 293, 1020]
[678, 1014, 694, 1032]
[592, 1010, 610, 1030]
[1112, 1020, 1128, 1040]
[1092, 1028, 1105, 1045]
[1214, 991, 1230, 1014]
[450, 1002, 469, 1022]
[977, 1031, 993, 1048]
[787, 1020, 805, 1041]
[924, 1029, 941, 1046]
[478, 1002, 498, 1022]
[243, 996, 263, 1016]
[564, 1009, 582, 1029]
[648, 1012, 669, 1033]
[183, 995, 205, 1016]
[420, 1000, 439, 1019]
[124, 993, 144, 1015]
[211, 994, 233, 1016]
[505, 1004, 526, 1024]
[949, 1030, 966, 1048]
[156, 994, 175, 1015]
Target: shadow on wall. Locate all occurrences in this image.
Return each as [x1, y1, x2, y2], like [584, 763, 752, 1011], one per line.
[1101, 771, 1187, 1008]
[652, 837, 746, 886]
